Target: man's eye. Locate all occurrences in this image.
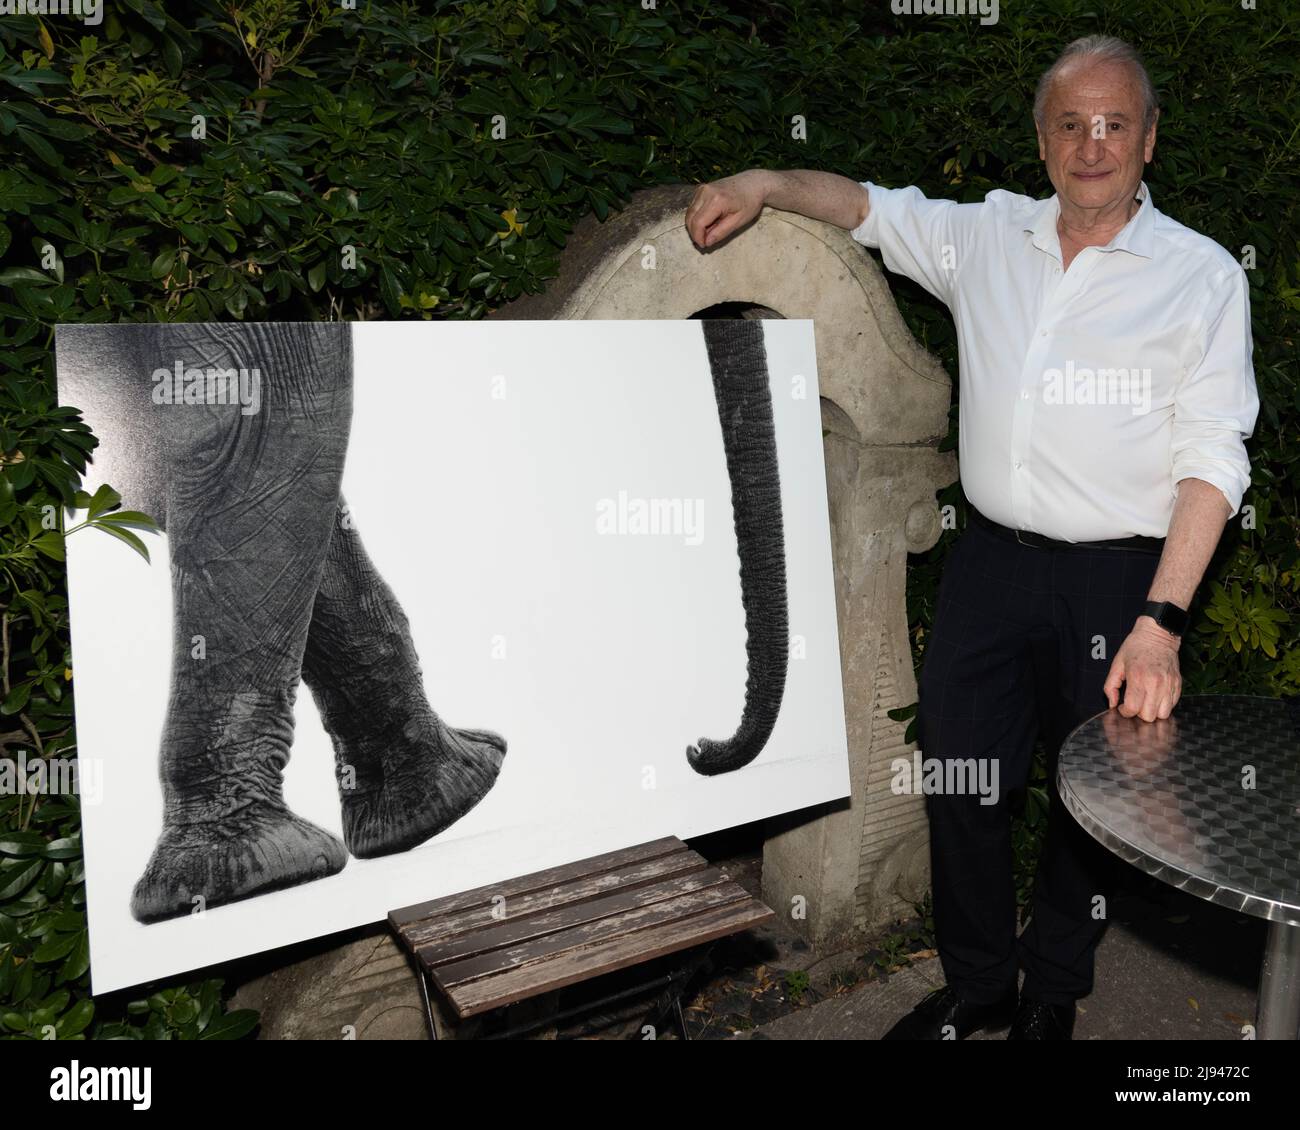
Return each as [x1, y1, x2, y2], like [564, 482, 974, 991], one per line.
[1110, 122, 1124, 131]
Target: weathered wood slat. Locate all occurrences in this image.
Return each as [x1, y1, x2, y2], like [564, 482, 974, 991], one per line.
[390, 837, 775, 1023]
[388, 836, 684, 927]
[431, 882, 754, 988]
[417, 868, 734, 968]
[401, 849, 711, 948]
[447, 901, 775, 1017]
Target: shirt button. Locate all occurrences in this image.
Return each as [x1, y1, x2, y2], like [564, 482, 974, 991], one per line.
[1020, 390, 1030, 400]
[1014, 461, 1023, 470]
[1039, 330, 1048, 337]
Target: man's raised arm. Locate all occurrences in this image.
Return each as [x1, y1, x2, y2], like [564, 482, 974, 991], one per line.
[686, 169, 870, 249]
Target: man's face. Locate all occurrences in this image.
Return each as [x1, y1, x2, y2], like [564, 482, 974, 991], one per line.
[1036, 59, 1157, 217]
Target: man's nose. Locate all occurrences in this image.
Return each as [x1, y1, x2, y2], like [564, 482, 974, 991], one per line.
[1079, 132, 1107, 163]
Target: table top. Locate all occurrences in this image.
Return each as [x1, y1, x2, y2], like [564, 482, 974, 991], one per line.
[1059, 694, 1300, 927]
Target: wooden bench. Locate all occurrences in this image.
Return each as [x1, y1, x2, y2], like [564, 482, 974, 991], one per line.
[389, 836, 774, 1039]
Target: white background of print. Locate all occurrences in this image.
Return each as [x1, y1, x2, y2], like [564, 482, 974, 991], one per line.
[62, 319, 848, 993]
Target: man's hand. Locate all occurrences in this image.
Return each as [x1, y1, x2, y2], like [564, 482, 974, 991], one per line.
[1103, 617, 1182, 721]
[686, 171, 770, 249]
[1101, 708, 1178, 772]
[686, 169, 871, 246]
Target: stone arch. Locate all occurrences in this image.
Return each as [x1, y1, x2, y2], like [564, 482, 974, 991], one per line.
[492, 183, 957, 947]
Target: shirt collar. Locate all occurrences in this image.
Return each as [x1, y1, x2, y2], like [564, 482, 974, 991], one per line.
[1026, 180, 1155, 261]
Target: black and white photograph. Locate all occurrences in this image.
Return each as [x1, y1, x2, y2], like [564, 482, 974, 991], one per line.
[55, 318, 848, 993]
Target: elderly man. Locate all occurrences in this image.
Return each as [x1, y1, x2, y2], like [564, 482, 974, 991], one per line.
[685, 35, 1258, 1040]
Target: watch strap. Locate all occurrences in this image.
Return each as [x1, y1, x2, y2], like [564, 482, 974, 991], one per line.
[1142, 600, 1188, 636]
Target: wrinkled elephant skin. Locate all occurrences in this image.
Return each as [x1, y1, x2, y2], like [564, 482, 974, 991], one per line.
[61, 323, 508, 924]
[301, 502, 507, 859]
[132, 322, 354, 922]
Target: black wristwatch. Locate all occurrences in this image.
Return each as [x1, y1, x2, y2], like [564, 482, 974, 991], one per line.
[1141, 600, 1189, 638]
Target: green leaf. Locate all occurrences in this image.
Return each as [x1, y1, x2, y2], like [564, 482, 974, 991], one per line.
[151, 247, 177, 279]
[44, 837, 81, 860]
[161, 34, 183, 76]
[0, 266, 58, 287]
[169, 998, 199, 1025]
[0, 172, 58, 211]
[378, 266, 404, 315]
[33, 932, 78, 963]
[32, 532, 65, 561]
[57, 998, 94, 1037]
[1, 683, 32, 715]
[92, 522, 150, 562]
[60, 933, 90, 983]
[5, 460, 36, 490]
[0, 832, 47, 856]
[535, 150, 564, 190]
[86, 484, 121, 520]
[15, 127, 61, 167]
[199, 1008, 259, 1040]
[564, 106, 633, 135]
[95, 510, 159, 532]
[0, 858, 43, 900]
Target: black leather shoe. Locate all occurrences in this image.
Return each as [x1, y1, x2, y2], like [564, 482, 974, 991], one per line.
[1008, 997, 1076, 1039]
[881, 984, 1018, 1040]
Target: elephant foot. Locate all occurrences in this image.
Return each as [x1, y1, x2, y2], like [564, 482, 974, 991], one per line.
[130, 805, 347, 924]
[340, 722, 507, 859]
[301, 501, 509, 859]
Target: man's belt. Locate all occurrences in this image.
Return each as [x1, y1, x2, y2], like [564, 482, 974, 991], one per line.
[969, 508, 1164, 554]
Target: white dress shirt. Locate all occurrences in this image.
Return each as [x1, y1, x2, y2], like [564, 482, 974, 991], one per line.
[850, 179, 1258, 542]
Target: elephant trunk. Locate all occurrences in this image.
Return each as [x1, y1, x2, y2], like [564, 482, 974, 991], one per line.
[688, 319, 790, 776]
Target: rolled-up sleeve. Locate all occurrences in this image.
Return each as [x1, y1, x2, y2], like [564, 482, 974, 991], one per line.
[1170, 266, 1258, 517]
[849, 181, 983, 307]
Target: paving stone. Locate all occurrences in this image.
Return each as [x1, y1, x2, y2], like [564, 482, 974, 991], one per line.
[735, 910, 1265, 1040]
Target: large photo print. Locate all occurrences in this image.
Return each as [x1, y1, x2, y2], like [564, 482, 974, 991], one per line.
[55, 318, 849, 993]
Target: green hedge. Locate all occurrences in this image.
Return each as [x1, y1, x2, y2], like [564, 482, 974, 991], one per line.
[1, 0, 1295, 1037]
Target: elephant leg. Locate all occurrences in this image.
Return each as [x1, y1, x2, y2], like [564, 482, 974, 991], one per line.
[130, 323, 351, 923]
[688, 319, 790, 776]
[300, 501, 507, 859]
[53, 324, 168, 523]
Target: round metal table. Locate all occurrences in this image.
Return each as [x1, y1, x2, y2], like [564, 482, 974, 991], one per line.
[1059, 694, 1300, 1040]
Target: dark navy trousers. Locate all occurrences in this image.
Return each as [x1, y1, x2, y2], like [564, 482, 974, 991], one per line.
[917, 513, 1161, 1006]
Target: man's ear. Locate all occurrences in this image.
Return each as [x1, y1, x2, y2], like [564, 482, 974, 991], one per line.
[1036, 122, 1046, 162]
[1144, 109, 1159, 163]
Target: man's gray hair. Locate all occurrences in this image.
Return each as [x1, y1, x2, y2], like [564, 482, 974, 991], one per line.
[1034, 36, 1159, 131]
